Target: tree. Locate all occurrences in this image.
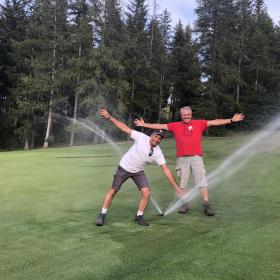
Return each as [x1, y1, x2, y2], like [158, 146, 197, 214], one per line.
[23, 0, 69, 148]
[124, 0, 150, 127]
[157, 9, 172, 122]
[169, 21, 200, 120]
[0, 0, 34, 149]
[233, 0, 254, 104]
[68, 0, 93, 146]
[241, 0, 280, 127]
[195, 0, 239, 119]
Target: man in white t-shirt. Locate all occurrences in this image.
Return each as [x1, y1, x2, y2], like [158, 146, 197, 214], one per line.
[95, 109, 182, 226]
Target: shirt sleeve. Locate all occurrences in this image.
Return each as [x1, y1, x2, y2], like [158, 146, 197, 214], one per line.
[154, 149, 166, 166]
[167, 122, 175, 132]
[130, 130, 145, 141]
[201, 120, 208, 131]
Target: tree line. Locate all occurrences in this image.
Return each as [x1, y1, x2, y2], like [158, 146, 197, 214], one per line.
[0, 0, 279, 150]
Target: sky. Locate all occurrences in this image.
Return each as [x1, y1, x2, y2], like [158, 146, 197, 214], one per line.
[0, 0, 279, 26]
[122, 0, 280, 27]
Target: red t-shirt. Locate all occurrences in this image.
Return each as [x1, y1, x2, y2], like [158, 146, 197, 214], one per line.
[167, 120, 208, 157]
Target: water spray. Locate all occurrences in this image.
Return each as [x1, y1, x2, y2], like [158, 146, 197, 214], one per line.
[164, 115, 280, 216]
[150, 196, 164, 215]
[67, 116, 123, 155]
[54, 113, 165, 215]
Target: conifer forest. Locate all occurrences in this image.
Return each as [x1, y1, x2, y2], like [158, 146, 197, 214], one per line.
[0, 0, 279, 149]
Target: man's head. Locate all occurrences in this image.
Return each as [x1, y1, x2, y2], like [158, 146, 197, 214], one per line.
[180, 106, 192, 124]
[150, 130, 164, 147]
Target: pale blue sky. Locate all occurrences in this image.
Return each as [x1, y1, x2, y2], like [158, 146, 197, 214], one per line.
[122, 0, 280, 26]
[0, 0, 279, 26]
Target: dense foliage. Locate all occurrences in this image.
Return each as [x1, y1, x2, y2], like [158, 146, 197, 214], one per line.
[0, 0, 279, 149]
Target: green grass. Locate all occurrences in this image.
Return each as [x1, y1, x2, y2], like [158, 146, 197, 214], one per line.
[0, 136, 280, 280]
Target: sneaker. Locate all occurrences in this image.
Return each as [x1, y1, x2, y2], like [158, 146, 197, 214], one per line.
[178, 203, 189, 214]
[135, 215, 149, 226]
[95, 213, 106, 226]
[203, 202, 215, 216]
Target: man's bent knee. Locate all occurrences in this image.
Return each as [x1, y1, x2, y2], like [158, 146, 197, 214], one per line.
[140, 187, 150, 198]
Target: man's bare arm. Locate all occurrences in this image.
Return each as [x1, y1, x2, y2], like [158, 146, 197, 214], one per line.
[207, 113, 245, 127]
[134, 118, 168, 130]
[160, 164, 183, 197]
[100, 109, 132, 135]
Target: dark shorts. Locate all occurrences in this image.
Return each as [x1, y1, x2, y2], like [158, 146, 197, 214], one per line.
[112, 166, 150, 192]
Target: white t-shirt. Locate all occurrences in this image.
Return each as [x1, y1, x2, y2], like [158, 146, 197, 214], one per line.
[119, 130, 166, 173]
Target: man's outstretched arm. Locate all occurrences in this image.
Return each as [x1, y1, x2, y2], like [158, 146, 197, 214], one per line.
[160, 164, 183, 197]
[134, 117, 168, 130]
[207, 113, 245, 127]
[100, 109, 132, 135]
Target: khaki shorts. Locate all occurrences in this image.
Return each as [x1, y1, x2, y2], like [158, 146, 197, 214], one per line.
[176, 156, 208, 188]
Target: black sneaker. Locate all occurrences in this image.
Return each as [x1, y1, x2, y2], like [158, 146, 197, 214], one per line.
[203, 202, 215, 216]
[95, 213, 106, 226]
[178, 203, 189, 214]
[135, 215, 149, 226]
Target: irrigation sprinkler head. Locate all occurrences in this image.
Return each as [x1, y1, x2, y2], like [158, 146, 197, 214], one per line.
[158, 213, 164, 216]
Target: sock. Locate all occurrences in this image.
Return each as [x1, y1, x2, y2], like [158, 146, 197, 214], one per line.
[101, 208, 108, 214]
[137, 211, 143, 216]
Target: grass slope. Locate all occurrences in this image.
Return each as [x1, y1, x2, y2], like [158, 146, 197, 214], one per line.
[0, 136, 279, 280]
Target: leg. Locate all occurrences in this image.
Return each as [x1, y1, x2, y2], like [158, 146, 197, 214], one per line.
[134, 187, 150, 226]
[131, 171, 151, 226]
[200, 186, 209, 202]
[95, 188, 117, 226]
[96, 166, 129, 226]
[191, 156, 215, 216]
[176, 157, 191, 190]
[102, 188, 117, 209]
[176, 157, 190, 214]
[190, 156, 209, 202]
[138, 187, 150, 213]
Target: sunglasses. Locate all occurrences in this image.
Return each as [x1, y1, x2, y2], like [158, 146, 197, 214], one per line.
[149, 147, 154, 156]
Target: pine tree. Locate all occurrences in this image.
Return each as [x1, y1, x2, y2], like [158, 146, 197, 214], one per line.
[195, 0, 239, 118]
[233, 0, 254, 104]
[143, 7, 173, 123]
[169, 22, 200, 120]
[241, 0, 279, 126]
[0, 0, 34, 149]
[157, 9, 172, 122]
[68, 0, 93, 146]
[23, 0, 69, 148]
[124, 0, 150, 126]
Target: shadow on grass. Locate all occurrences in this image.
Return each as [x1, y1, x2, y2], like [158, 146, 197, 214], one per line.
[78, 165, 117, 168]
[56, 155, 115, 158]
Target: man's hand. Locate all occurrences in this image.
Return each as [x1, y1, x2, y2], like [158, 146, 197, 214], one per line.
[175, 187, 184, 197]
[100, 109, 111, 120]
[134, 117, 145, 127]
[231, 113, 245, 122]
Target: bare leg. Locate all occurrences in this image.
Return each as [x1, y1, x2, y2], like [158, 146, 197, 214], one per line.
[96, 188, 117, 226]
[135, 187, 150, 226]
[200, 186, 209, 202]
[102, 188, 117, 209]
[138, 187, 150, 212]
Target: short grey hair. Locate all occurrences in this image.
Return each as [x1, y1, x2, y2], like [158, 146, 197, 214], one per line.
[180, 106, 192, 113]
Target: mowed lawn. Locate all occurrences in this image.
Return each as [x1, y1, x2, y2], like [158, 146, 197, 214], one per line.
[0, 135, 279, 280]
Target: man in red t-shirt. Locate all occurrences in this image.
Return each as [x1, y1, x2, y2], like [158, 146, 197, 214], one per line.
[134, 106, 244, 216]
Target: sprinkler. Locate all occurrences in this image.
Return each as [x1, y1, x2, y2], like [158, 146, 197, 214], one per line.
[158, 213, 164, 216]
